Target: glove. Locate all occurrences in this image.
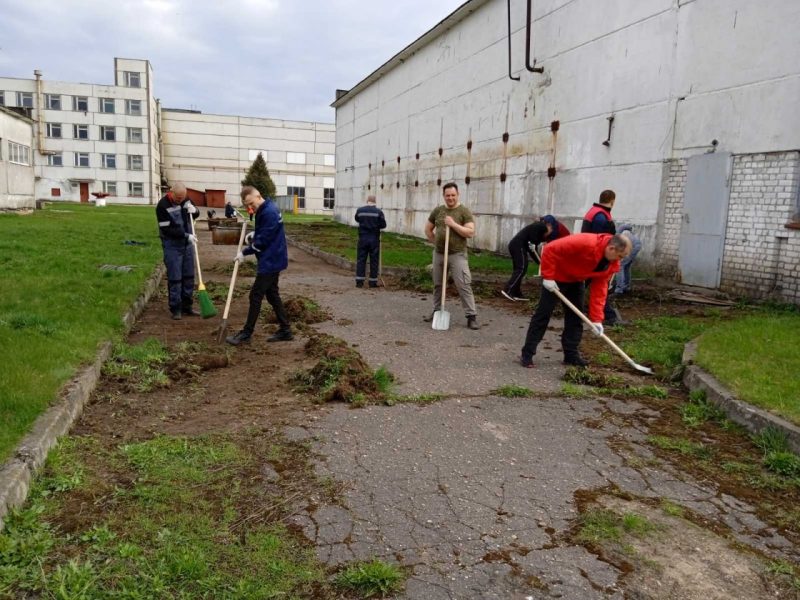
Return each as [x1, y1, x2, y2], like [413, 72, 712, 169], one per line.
[186, 234, 198, 245]
[234, 250, 245, 262]
[542, 279, 558, 292]
[591, 322, 604, 337]
[244, 232, 254, 245]
[184, 201, 198, 214]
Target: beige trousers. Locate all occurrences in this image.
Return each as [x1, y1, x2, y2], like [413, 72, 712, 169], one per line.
[432, 251, 477, 318]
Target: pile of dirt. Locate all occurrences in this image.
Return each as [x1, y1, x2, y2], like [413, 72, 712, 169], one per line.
[263, 295, 331, 326]
[291, 333, 383, 404]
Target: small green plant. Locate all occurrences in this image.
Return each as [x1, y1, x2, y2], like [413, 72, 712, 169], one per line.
[621, 512, 659, 535]
[372, 366, 394, 395]
[660, 499, 684, 517]
[680, 389, 726, 427]
[576, 509, 621, 543]
[753, 427, 790, 455]
[647, 435, 712, 460]
[561, 383, 592, 398]
[763, 451, 800, 478]
[766, 559, 795, 576]
[334, 560, 404, 598]
[594, 352, 613, 366]
[493, 385, 534, 398]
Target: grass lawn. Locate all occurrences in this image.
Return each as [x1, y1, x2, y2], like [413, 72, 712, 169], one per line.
[0, 204, 161, 461]
[695, 311, 800, 424]
[284, 217, 512, 274]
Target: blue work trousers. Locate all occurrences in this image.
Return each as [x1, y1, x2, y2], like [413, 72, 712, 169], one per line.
[161, 238, 195, 313]
[356, 235, 380, 286]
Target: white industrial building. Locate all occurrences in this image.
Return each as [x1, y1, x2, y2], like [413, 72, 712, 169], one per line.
[0, 59, 160, 204]
[0, 106, 35, 209]
[0, 58, 336, 213]
[332, 0, 800, 302]
[161, 110, 336, 212]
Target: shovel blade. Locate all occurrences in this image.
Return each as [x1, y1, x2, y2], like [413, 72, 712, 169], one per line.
[431, 309, 450, 331]
[633, 363, 655, 375]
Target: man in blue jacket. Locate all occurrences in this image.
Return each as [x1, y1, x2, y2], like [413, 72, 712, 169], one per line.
[354, 194, 387, 288]
[225, 186, 293, 345]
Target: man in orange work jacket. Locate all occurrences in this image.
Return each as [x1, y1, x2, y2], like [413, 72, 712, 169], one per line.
[520, 233, 631, 368]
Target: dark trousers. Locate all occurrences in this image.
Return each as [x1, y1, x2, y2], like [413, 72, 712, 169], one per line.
[243, 272, 290, 334]
[356, 235, 380, 286]
[503, 242, 529, 297]
[521, 281, 584, 362]
[161, 238, 195, 313]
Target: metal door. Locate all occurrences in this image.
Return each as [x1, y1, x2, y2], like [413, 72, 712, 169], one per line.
[79, 182, 89, 203]
[677, 152, 732, 288]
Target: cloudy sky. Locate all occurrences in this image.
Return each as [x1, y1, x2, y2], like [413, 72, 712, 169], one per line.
[0, 0, 466, 123]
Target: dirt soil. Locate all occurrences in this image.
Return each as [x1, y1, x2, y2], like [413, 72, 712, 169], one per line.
[47, 225, 800, 599]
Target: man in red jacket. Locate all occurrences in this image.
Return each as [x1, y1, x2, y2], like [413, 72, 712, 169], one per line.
[520, 233, 631, 368]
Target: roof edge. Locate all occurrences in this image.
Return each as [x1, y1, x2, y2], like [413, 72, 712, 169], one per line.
[331, 0, 489, 109]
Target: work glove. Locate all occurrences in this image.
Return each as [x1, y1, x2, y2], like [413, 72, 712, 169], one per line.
[186, 233, 198, 245]
[542, 279, 558, 292]
[234, 250, 245, 262]
[184, 201, 198, 214]
[244, 232, 254, 245]
[591, 322, 604, 337]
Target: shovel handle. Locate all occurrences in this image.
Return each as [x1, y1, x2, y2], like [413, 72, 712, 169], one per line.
[550, 286, 643, 372]
[189, 214, 204, 287]
[440, 226, 450, 309]
[222, 221, 248, 321]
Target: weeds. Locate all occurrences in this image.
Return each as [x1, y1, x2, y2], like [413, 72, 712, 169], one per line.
[647, 435, 712, 460]
[680, 389, 726, 427]
[103, 339, 171, 393]
[577, 508, 660, 546]
[660, 499, 684, 517]
[387, 393, 446, 406]
[493, 385, 535, 398]
[334, 560, 405, 598]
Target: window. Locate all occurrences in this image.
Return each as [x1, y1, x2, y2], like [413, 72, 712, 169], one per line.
[0, 91, 5, 106]
[17, 92, 33, 108]
[45, 94, 61, 110]
[127, 127, 143, 143]
[73, 96, 88, 111]
[323, 188, 335, 210]
[123, 72, 141, 88]
[99, 97, 115, 113]
[103, 181, 117, 196]
[47, 153, 63, 167]
[127, 155, 143, 170]
[8, 141, 31, 165]
[125, 99, 142, 115]
[324, 154, 335, 167]
[100, 126, 116, 141]
[45, 123, 62, 138]
[101, 154, 116, 169]
[128, 182, 143, 197]
[73, 124, 89, 140]
[74, 152, 89, 167]
[286, 152, 306, 165]
[286, 175, 306, 209]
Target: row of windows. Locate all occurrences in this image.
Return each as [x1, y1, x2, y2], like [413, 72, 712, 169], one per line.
[46, 152, 144, 169]
[98, 181, 144, 196]
[44, 123, 144, 142]
[0, 91, 143, 115]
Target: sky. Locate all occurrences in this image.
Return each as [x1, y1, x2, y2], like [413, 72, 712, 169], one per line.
[0, 0, 467, 123]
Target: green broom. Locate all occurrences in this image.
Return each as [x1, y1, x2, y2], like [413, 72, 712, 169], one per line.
[189, 216, 218, 318]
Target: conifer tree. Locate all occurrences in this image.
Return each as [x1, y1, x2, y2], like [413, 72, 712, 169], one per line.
[241, 152, 276, 199]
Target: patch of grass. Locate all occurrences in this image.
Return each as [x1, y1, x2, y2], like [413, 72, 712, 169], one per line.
[647, 435, 713, 460]
[0, 204, 162, 461]
[103, 338, 171, 392]
[576, 509, 621, 543]
[766, 559, 795, 576]
[563, 368, 623, 387]
[493, 385, 535, 398]
[680, 389, 727, 427]
[695, 313, 800, 424]
[594, 352, 613, 366]
[660, 499, 684, 517]
[373, 366, 394, 395]
[763, 452, 800, 478]
[753, 427, 790, 455]
[561, 383, 592, 398]
[622, 316, 706, 373]
[622, 512, 659, 535]
[334, 559, 405, 598]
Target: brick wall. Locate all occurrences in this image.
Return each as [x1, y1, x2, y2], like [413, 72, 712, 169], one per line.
[657, 152, 800, 304]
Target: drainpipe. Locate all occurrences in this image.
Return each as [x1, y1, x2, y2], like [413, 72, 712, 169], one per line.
[34, 69, 44, 154]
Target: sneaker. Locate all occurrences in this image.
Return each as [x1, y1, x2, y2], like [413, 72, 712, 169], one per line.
[171, 311, 182, 320]
[467, 316, 479, 330]
[563, 354, 589, 367]
[267, 329, 294, 342]
[520, 356, 534, 368]
[500, 290, 516, 302]
[182, 307, 201, 317]
[226, 330, 252, 346]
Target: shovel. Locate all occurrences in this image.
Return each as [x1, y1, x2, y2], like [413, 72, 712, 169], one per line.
[432, 226, 450, 331]
[217, 221, 248, 343]
[551, 287, 654, 375]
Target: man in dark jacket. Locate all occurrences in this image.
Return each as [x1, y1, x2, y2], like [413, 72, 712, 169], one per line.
[520, 233, 631, 368]
[354, 195, 387, 288]
[501, 215, 569, 301]
[155, 182, 199, 320]
[224, 201, 236, 219]
[225, 186, 292, 345]
[581, 189, 622, 325]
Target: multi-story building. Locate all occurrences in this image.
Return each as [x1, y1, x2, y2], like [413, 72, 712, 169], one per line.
[160, 109, 336, 213]
[0, 106, 35, 209]
[0, 58, 160, 204]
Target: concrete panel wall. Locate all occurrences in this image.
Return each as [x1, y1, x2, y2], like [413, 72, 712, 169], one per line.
[0, 110, 35, 209]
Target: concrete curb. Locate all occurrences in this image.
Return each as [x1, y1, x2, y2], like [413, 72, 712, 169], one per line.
[682, 340, 800, 454]
[286, 236, 508, 284]
[0, 264, 165, 530]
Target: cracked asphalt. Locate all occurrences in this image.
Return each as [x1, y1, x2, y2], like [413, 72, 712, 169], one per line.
[284, 248, 800, 599]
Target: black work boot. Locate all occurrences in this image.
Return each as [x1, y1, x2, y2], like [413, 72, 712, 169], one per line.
[355, 281, 364, 288]
[267, 328, 294, 342]
[563, 354, 589, 367]
[226, 330, 252, 346]
[182, 307, 201, 317]
[171, 310, 182, 320]
[467, 315, 479, 330]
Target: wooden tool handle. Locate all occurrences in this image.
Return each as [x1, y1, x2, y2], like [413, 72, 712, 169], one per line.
[440, 226, 450, 309]
[222, 222, 248, 321]
[189, 215, 204, 287]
